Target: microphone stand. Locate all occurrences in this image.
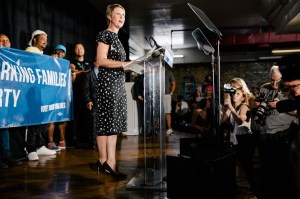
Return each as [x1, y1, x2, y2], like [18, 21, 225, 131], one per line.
[145, 37, 164, 57]
[215, 37, 222, 156]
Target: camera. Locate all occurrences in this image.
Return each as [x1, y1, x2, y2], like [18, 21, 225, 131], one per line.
[223, 83, 236, 94]
[253, 101, 268, 123]
[253, 90, 279, 124]
[221, 83, 236, 103]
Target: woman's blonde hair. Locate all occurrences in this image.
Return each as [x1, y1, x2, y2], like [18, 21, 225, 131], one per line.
[230, 77, 255, 108]
[106, 4, 125, 25]
[230, 77, 252, 97]
[236, 87, 249, 106]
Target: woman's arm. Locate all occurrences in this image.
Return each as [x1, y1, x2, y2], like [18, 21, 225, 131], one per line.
[220, 106, 231, 123]
[95, 41, 131, 69]
[230, 104, 249, 125]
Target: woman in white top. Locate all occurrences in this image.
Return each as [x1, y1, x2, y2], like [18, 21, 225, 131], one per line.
[221, 87, 256, 195]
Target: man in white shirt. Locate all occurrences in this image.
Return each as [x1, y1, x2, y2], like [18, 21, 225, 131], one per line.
[26, 30, 47, 54]
[25, 30, 56, 161]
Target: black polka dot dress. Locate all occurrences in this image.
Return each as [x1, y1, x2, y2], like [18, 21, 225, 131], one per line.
[95, 30, 127, 135]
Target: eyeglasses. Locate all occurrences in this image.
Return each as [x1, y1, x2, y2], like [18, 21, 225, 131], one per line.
[270, 79, 281, 87]
[289, 84, 300, 89]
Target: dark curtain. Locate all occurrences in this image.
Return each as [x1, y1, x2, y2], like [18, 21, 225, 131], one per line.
[0, 0, 129, 62]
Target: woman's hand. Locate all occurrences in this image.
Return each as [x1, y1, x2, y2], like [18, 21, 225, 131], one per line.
[137, 96, 143, 100]
[122, 61, 134, 71]
[86, 101, 93, 110]
[224, 94, 233, 111]
[268, 98, 279, 108]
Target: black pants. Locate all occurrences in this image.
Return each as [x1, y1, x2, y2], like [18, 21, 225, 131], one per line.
[85, 108, 96, 147]
[233, 134, 256, 191]
[258, 130, 296, 199]
[9, 127, 27, 159]
[26, 124, 48, 153]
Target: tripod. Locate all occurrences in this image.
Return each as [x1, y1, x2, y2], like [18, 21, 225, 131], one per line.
[189, 3, 223, 155]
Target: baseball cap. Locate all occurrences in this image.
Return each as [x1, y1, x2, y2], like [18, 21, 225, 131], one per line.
[28, 30, 47, 46]
[54, 44, 66, 53]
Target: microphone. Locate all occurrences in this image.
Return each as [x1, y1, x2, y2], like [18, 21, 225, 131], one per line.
[149, 37, 164, 57]
[150, 37, 161, 49]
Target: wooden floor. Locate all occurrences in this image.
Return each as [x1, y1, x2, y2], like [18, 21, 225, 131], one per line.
[0, 131, 255, 199]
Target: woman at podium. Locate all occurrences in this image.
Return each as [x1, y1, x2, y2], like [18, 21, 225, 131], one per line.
[94, 3, 132, 180]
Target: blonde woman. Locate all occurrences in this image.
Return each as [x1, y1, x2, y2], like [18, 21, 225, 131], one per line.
[221, 86, 256, 196]
[230, 77, 256, 109]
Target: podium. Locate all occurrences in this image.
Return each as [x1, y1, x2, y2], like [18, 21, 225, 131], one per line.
[126, 52, 167, 191]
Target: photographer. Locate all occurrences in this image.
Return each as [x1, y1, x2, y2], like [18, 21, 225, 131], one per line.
[277, 53, 300, 199]
[221, 78, 256, 197]
[256, 65, 297, 199]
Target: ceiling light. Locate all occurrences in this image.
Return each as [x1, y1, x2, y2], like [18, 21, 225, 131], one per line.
[272, 49, 300, 54]
[258, 56, 283, 60]
[173, 54, 184, 58]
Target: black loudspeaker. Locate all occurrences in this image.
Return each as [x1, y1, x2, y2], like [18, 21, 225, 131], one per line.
[167, 138, 236, 199]
[180, 137, 217, 157]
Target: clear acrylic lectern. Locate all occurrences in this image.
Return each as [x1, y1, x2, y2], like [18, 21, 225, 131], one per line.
[126, 52, 167, 191]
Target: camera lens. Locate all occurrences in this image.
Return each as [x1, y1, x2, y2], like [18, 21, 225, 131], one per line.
[254, 102, 267, 123]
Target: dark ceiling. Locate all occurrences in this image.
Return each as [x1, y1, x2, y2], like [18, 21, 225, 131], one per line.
[88, 0, 300, 61]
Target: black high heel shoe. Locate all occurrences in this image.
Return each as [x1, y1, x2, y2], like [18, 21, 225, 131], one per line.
[103, 161, 127, 179]
[96, 160, 103, 175]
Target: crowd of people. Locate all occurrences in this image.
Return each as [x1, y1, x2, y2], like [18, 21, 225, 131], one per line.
[0, 31, 86, 165]
[167, 65, 300, 198]
[172, 75, 214, 137]
[218, 66, 300, 199]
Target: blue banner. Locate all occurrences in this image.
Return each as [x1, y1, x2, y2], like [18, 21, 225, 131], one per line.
[0, 47, 73, 128]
